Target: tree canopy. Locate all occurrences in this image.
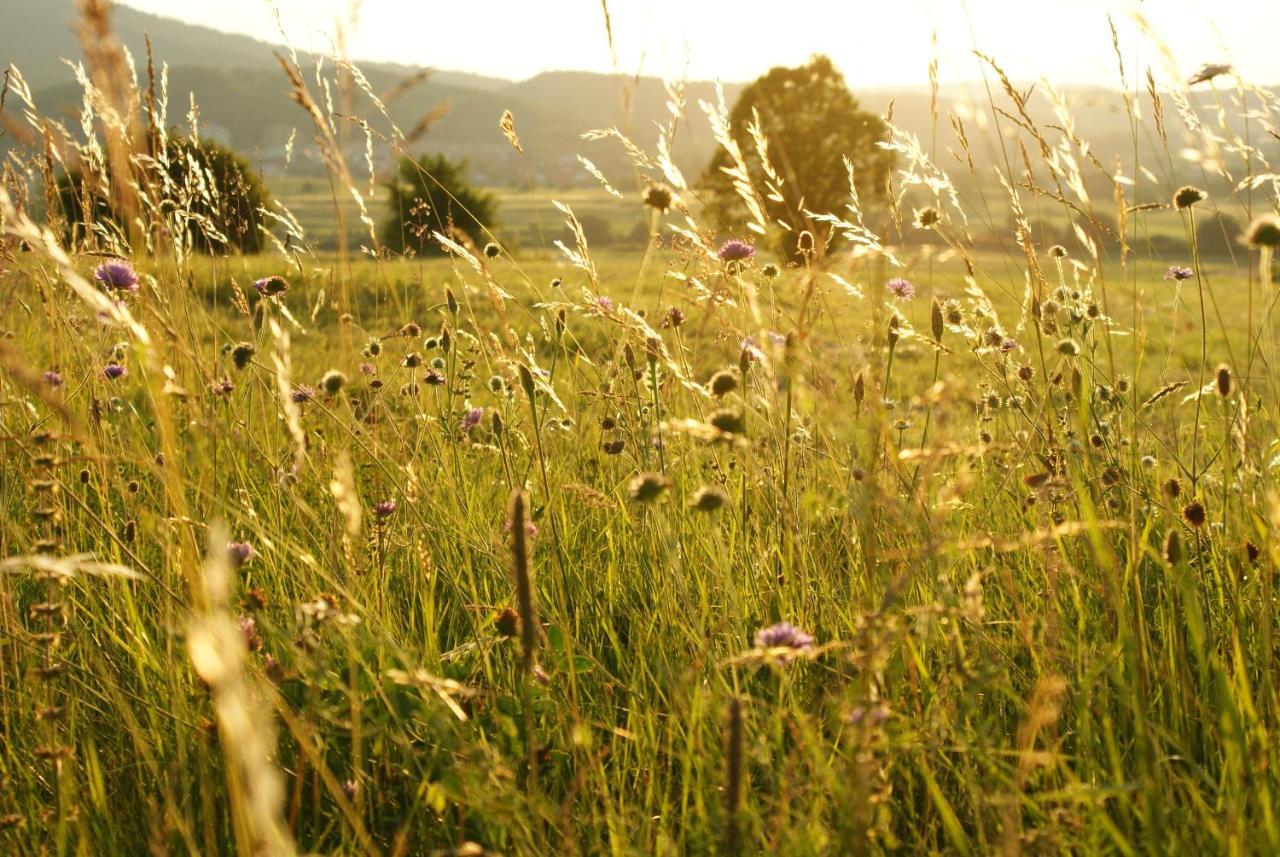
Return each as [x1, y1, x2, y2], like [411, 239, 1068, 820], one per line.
[56, 134, 271, 254]
[701, 55, 894, 251]
[381, 154, 497, 255]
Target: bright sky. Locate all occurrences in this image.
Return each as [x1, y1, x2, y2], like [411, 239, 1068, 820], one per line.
[115, 0, 1278, 87]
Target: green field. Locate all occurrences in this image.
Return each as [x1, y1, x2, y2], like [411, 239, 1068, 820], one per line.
[5, 26, 1280, 857]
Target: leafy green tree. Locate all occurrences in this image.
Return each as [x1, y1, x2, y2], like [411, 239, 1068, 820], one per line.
[381, 154, 497, 255]
[701, 55, 894, 249]
[56, 135, 271, 253]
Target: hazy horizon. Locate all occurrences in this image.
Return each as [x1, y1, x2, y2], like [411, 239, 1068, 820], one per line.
[108, 0, 1278, 89]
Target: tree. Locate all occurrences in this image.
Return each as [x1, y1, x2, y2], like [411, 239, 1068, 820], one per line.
[56, 135, 271, 254]
[701, 55, 894, 251]
[381, 154, 497, 255]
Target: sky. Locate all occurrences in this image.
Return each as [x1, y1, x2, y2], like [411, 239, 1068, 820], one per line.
[114, 0, 1278, 88]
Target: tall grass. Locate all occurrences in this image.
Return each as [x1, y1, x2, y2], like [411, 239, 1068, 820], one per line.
[1, 4, 1279, 854]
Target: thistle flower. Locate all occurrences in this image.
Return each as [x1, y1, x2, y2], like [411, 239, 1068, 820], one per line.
[1164, 266, 1194, 281]
[291, 384, 314, 404]
[373, 500, 397, 519]
[211, 377, 234, 396]
[753, 622, 814, 652]
[94, 259, 139, 292]
[103, 363, 127, 380]
[1000, 338, 1020, 353]
[642, 184, 673, 212]
[461, 406, 484, 432]
[1245, 215, 1280, 249]
[252, 275, 289, 297]
[226, 541, 254, 566]
[595, 295, 615, 313]
[886, 278, 916, 300]
[1173, 185, 1206, 210]
[627, 472, 670, 503]
[1183, 500, 1206, 528]
[717, 239, 755, 262]
[689, 485, 727, 512]
[231, 343, 256, 370]
[708, 370, 738, 398]
[320, 370, 347, 395]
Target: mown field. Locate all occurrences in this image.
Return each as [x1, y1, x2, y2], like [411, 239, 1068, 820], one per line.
[3, 16, 1280, 856]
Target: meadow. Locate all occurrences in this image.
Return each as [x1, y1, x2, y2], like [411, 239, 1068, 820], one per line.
[3, 13, 1280, 857]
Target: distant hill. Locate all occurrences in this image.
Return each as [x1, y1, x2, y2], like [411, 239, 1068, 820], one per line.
[3, 0, 1277, 195]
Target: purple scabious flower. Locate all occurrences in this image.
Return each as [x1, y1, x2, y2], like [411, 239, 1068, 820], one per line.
[291, 384, 314, 404]
[252, 275, 289, 297]
[1000, 338, 1020, 353]
[374, 500, 397, 519]
[226, 541, 254, 566]
[461, 406, 484, 432]
[94, 259, 140, 292]
[886, 278, 917, 300]
[754, 621, 814, 652]
[717, 239, 756, 262]
[103, 363, 127, 380]
[1164, 265, 1194, 282]
[43, 371, 63, 388]
[424, 370, 446, 386]
[595, 295, 615, 313]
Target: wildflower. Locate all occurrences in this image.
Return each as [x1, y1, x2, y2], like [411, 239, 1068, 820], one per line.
[238, 615, 262, 651]
[642, 184, 673, 212]
[717, 239, 755, 262]
[1000, 338, 1020, 353]
[364, 337, 382, 357]
[886, 278, 916, 300]
[1183, 500, 1206, 528]
[483, 242, 501, 259]
[211, 377, 233, 396]
[403, 352, 423, 369]
[627, 472, 670, 503]
[103, 363, 127, 380]
[753, 622, 814, 652]
[914, 207, 941, 228]
[231, 343, 256, 370]
[663, 306, 685, 328]
[503, 517, 538, 538]
[43, 371, 63, 388]
[1048, 244, 1068, 258]
[1216, 364, 1232, 397]
[424, 370, 446, 386]
[689, 485, 727, 512]
[1056, 339, 1082, 357]
[461, 406, 484, 432]
[1173, 185, 1206, 210]
[761, 262, 781, 278]
[708, 370, 738, 398]
[94, 259, 140, 292]
[291, 385, 314, 404]
[708, 409, 746, 435]
[226, 541, 254, 566]
[1164, 266, 1194, 282]
[400, 321, 423, 337]
[320, 370, 347, 395]
[373, 500, 397, 519]
[252, 275, 289, 297]
[595, 295, 615, 313]
[1245, 215, 1280, 249]
[495, 608, 519, 638]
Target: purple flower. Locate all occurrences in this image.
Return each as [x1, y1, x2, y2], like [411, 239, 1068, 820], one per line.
[43, 371, 63, 388]
[504, 518, 538, 539]
[252, 275, 288, 297]
[424, 370, 446, 386]
[595, 295, 615, 313]
[238, 615, 262, 650]
[461, 406, 484, 432]
[717, 239, 756, 262]
[754, 621, 814, 651]
[211, 377, 233, 396]
[226, 541, 254, 566]
[886, 278, 917, 300]
[374, 500, 397, 519]
[94, 259, 139, 292]
[291, 384, 314, 404]
[1000, 338, 1020, 352]
[1164, 265, 1194, 282]
[103, 363, 127, 380]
